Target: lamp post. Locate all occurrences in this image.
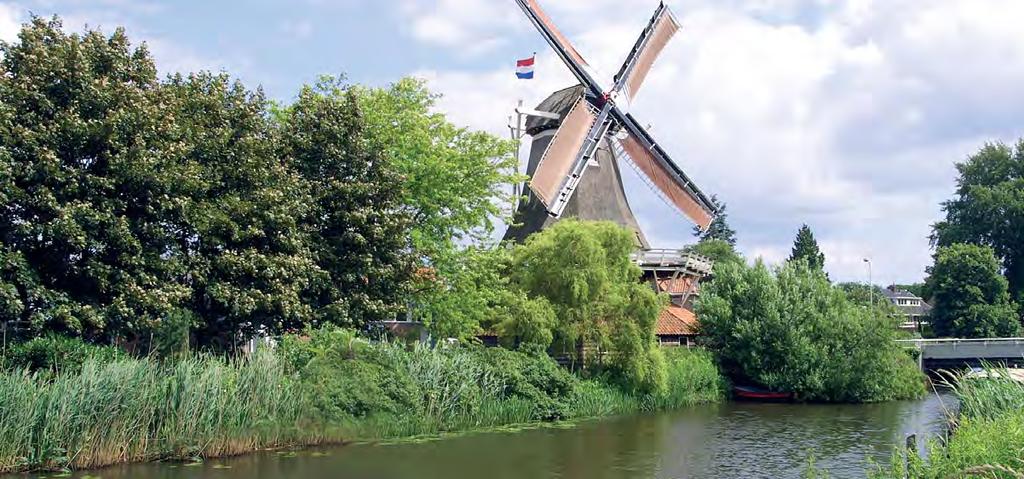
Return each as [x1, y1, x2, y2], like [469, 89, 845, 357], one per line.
[863, 258, 873, 317]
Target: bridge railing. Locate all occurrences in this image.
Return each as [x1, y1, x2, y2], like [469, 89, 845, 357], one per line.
[896, 337, 1024, 362]
[896, 338, 1024, 347]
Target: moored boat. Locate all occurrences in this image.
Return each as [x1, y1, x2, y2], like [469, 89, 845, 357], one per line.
[733, 385, 794, 401]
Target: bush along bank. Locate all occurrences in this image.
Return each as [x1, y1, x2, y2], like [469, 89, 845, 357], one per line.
[697, 259, 927, 403]
[0, 329, 725, 473]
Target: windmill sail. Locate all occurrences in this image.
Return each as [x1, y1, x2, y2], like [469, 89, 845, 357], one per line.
[514, 0, 604, 96]
[617, 132, 712, 229]
[511, 0, 718, 231]
[529, 97, 597, 210]
[613, 4, 681, 102]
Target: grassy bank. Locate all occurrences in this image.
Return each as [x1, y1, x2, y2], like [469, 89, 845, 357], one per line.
[870, 370, 1024, 478]
[0, 333, 725, 473]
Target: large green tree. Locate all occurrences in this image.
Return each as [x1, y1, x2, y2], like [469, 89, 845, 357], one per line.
[926, 243, 1021, 338]
[0, 19, 429, 348]
[349, 78, 520, 259]
[697, 260, 924, 402]
[932, 141, 1024, 302]
[0, 18, 191, 338]
[693, 195, 736, 246]
[511, 220, 667, 395]
[282, 79, 415, 330]
[163, 72, 320, 347]
[788, 224, 826, 272]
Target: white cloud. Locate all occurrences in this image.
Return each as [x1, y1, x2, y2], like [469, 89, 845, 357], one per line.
[401, 0, 521, 56]
[0, 3, 23, 42]
[401, 0, 1024, 283]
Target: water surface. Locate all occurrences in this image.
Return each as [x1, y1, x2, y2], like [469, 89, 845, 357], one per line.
[35, 392, 956, 479]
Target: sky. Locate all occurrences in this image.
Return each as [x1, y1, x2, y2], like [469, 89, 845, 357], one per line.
[1, 0, 1023, 284]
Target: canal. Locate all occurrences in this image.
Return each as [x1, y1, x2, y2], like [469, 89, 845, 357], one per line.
[33, 392, 954, 479]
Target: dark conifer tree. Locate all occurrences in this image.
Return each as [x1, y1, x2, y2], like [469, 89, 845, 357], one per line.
[693, 195, 736, 246]
[788, 224, 826, 271]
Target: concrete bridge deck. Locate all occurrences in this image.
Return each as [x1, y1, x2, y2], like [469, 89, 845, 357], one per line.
[896, 337, 1024, 370]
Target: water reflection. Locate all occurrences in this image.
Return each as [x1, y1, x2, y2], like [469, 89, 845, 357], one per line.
[37, 392, 954, 479]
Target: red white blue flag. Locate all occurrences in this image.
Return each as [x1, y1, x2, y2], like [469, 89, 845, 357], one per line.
[516, 55, 535, 79]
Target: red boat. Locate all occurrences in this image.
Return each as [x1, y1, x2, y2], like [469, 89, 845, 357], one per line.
[733, 385, 794, 401]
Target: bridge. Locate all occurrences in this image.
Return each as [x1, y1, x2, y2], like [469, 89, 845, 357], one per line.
[896, 338, 1024, 370]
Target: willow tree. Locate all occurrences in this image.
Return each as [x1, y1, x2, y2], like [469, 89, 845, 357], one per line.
[511, 220, 667, 395]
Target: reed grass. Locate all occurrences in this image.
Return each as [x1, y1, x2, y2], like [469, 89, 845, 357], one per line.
[0, 351, 328, 473]
[870, 366, 1024, 478]
[0, 335, 726, 474]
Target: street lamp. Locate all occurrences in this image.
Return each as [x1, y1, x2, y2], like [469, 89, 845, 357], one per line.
[863, 258, 873, 317]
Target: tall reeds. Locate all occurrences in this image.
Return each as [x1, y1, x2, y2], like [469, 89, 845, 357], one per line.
[0, 336, 727, 474]
[870, 366, 1024, 478]
[0, 351, 326, 473]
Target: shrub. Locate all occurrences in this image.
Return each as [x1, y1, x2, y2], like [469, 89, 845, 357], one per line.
[698, 260, 925, 402]
[3, 335, 125, 373]
[658, 348, 727, 409]
[473, 346, 576, 420]
[302, 357, 422, 420]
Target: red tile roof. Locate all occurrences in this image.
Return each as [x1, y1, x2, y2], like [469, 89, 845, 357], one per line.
[655, 304, 699, 336]
[655, 276, 699, 295]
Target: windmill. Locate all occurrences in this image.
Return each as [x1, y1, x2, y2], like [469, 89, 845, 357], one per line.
[504, 0, 718, 247]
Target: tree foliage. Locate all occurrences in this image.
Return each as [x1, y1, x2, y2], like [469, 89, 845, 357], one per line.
[693, 195, 736, 246]
[415, 245, 555, 348]
[511, 220, 667, 395]
[926, 243, 1021, 338]
[932, 141, 1024, 302]
[0, 19, 435, 347]
[788, 224, 826, 272]
[349, 77, 521, 259]
[0, 18, 193, 338]
[282, 79, 415, 329]
[697, 260, 924, 402]
[685, 238, 743, 271]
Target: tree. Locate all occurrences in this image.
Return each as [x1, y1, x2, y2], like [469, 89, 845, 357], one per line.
[932, 141, 1024, 303]
[788, 224, 826, 272]
[349, 78, 521, 259]
[697, 260, 924, 402]
[409, 243, 558, 351]
[684, 239, 743, 270]
[0, 18, 190, 339]
[0, 19, 428, 348]
[926, 243, 1021, 338]
[282, 79, 415, 330]
[693, 195, 736, 246]
[162, 72, 320, 348]
[511, 220, 667, 395]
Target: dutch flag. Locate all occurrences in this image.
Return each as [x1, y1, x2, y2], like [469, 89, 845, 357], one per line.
[516, 55, 535, 79]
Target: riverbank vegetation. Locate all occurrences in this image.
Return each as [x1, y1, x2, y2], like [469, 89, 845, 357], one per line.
[871, 370, 1024, 478]
[697, 260, 926, 402]
[0, 331, 724, 473]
